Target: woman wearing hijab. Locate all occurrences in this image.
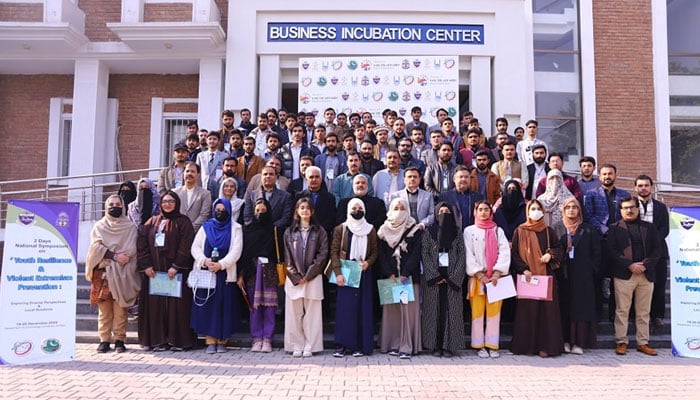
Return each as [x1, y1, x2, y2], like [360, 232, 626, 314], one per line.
[217, 177, 245, 223]
[510, 199, 564, 357]
[117, 181, 137, 209]
[421, 202, 465, 358]
[465, 201, 511, 358]
[560, 197, 601, 355]
[128, 178, 161, 232]
[238, 198, 277, 353]
[283, 198, 329, 357]
[86, 195, 140, 353]
[329, 198, 378, 358]
[137, 191, 195, 351]
[537, 170, 573, 238]
[190, 198, 243, 354]
[377, 197, 423, 359]
[494, 179, 527, 241]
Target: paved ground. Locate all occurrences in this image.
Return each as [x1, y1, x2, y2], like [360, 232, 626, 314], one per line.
[1, 344, 699, 400]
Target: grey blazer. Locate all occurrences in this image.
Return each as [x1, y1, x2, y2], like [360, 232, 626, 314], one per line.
[173, 186, 212, 232]
[389, 188, 435, 227]
[243, 187, 294, 230]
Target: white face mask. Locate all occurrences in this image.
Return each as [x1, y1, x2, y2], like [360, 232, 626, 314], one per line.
[529, 209, 544, 221]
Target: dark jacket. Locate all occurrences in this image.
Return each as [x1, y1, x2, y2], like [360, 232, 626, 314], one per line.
[283, 224, 329, 285]
[607, 219, 661, 282]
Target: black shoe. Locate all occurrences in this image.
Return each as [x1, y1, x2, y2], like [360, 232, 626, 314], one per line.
[114, 340, 126, 353]
[432, 350, 442, 357]
[97, 342, 111, 353]
[442, 350, 454, 358]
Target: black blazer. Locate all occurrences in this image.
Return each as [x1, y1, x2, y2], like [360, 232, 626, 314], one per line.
[295, 189, 337, 235]
[526, 163, 550, 200]
[640, 199, 670, 260]
[607, 219, 661, 282]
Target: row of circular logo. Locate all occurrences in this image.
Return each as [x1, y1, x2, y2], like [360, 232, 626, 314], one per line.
[300, 58, 457, 71]
[300, 90, 457, 104]
[301, 75, 444, 88]
[297, 106, 458, 119]
[12, 338, 61, 356]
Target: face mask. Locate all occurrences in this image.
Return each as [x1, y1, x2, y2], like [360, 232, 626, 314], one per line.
[529, 209, 544, 221]
[350, 210, 365, 220]
[107, 207, 123, 218]
[214, 210, 230, 222]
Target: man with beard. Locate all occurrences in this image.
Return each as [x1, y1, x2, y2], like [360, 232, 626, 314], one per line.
[389, 166, 434, 230]
[158, 143, 189, 194]
[235, 136, 265, 183]
[216, 109, 236, 151]
[358, 140, 385, 177]
[584, 163, 630, 321]
[491, 142, 527, 190]
[534, 152, 583, 204]
[262, 132, 282, 162]
[525, 144, 550, 200]
[243, 165, 293, 230]
[315, 133, 346, 195]
[244, 155, 290, 197]
[294, 165, 337, 235]
[237, 108, 257, 135]
[608, 196, 661, 356]
[322, 107, 344, 136]
[287, 156, 315, 195]
[304, 113, 316, 145]
[228, 129, 245, 158]
[424, 142, 457, 199]
[489, 132, 511, 161]
[336, 174, 386, 231]
[469, 151, 502, 205]
[266, 108, 280, 133]
[173, 162, 211, 232]
[634, 175, 670, 329]
[373, 150, 405, 207]
[185, 133, 201, 162]
[487, 117, 517, 150]
[279, 123, 320, 180]
[409, 126, 428, 160]
[333, 151, 374, 205]
[387, 117, 407, 148]
[578, 156, 602, 195]
[438, 165, 484, 231]
[250, 113, 275, 157]
[459, 129, 491, 169]
[420, 129, 445, 166]
[408, 106, 428, 137]
[209, 157, 246, 200]
[278, 111, 295, 146]
[516, 119, 548, 166]
[397, 137, 426, 177]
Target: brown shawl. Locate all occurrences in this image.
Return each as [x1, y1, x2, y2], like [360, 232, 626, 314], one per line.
[516, 200, 548, 275]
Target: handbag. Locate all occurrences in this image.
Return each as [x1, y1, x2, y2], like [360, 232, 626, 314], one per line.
[545, 228, 561, 271]
[89, 267, 112, 306]
[273, 226, 286, 287]
[187, 266, 217, 306]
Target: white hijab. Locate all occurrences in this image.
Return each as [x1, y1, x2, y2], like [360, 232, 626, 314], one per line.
[345, 198, 373, 261]
[218, 177, 245, 221]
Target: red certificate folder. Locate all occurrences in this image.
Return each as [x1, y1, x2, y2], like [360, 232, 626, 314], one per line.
[516, 274, 553, 301]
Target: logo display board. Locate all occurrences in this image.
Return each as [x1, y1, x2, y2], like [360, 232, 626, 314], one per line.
[0, 200, 79, 365]
[669, 206, 700, 358]
[298, 56, 459, 127]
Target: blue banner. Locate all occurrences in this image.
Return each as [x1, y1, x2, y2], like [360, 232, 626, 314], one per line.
[268, 22, 484, 45]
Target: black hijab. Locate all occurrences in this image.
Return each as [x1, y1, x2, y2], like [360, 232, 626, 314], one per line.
[118, 181, 137, 208]
[430, 201, 458, 251]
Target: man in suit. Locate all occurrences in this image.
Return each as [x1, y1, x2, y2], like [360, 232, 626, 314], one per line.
[336, 174, 386, 231]
[438, 165, 484, 231]
[158, 142, 189, 195]
[294, 166, 337, 235]
[173, 162, 211, 232]
[389, 166, 434, 230]
[287, 155, 315, 196]
[397, 137, 426, 178]
[525, 144, 550, 200]
[208, 156, 246, 200]
[236, 136, 265, 183]
[373, 149, 405, 207]
[243, 165, 293, 231]
[314, 133, 347, 195]
[196, 131, 229, 189]
[424, 142, 457, 199]
[634, 174, 670, 329]
[607, 196, 661, 356]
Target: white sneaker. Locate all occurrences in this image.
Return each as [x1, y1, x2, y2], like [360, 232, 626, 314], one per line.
[302, 350, 313, 358]
[571, 345, 584, 355]
[261, 339, 272, 353]
[292, 350, 302, 358]
[251, 340, 263, 352]
[563, 342, 571, 353]
[477, 349, 489, 358]
[489, 349, 500, 359]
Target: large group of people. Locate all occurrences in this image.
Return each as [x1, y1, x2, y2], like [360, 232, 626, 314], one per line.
[86, 106, 669, 359]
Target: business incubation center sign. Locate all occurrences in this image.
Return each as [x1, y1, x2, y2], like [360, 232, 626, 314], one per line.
[268, 22, 484, 45]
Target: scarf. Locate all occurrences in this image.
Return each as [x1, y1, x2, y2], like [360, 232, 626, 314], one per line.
[561, 197, 583, 252]
[378, 198, 417, 274]
[117, 181, 137, 208]
[432, 201, 457, 250]
[127, 178, 160, 228]
[474, 208, 498, 278]
[217, 177, 245, 221]
[202, 198, 232, 259]
[85, 195, 141, 308]
[516, 200, 548, 275]
[501, 179, 526, 220]
[345, 198, 373, 261]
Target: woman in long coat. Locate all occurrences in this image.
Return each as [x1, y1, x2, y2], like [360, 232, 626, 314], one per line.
[137, 190, 195, 351]
[422, 201, 465, 357]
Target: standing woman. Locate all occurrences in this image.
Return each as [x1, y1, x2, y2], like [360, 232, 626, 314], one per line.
[238, 198, 278, 353]
[510, 199, 564, 357]
[560, 197, 601, 354]
[218, 177, 245, 223]
[465, 201, 511, 358]
[190, 198, 243, 354]
[86, 195, 140, 353]
[329, 198, 378, 358]
[537, 170, 573, 238]
[422, 202, 466, 358]
[493, 179, 527, 241]
[117, 181, 137, 210]
[137, 191, 195, 351]
[377, 198, 423, 359]
[283, 198, 329, 357]
[128, 178, 161, 232]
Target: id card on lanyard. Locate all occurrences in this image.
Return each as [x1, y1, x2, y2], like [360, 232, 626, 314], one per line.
[155, 220, 167, 247]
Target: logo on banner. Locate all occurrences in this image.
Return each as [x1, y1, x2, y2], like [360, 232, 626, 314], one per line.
[41, 338, 61, 354]
[361, 60, 372, 71]
[18, 213, 35, 226]
[12, 341, 33, 356]
[56, 212, 69, 228]
[347, 60, 358, 70]
[681, 219, 695, 230]
[299, 94, 311, 104]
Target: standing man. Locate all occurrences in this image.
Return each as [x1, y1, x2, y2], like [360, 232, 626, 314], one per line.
[235, 136, 265, 183]
[333, 151, 374, 205]
[534, 152, 583, 204]
[470, 150, 502, 205]
[634, 175, 670, 329]
[438, 165, 484, 230]
[173, 162, 212, 232]
[158, 143, 189, 194]
[408, 106, 428, 136]
[491, 141, 527, 190]
[525, 144, 550, 200]
[294, 166, 337, 235]
[314, 133, 347, 195]
[250, 113, 274, 157]
[389, 166, 434, 230]
[196, 131, 228, 189]
[409, 126, 428, 160]
[322, 107, 344, 136]
[279, 123, 320, 181]
[578, 156, 602, 195]
[397, 137, 426, 177]
[358, 140, 385, 177]
[373, 149, 405, 207]
[243, 165, 293, 231]
[424, 142, 457, 199]
[487, 117, 516, 149]
[237, 108, 257, 135]
[516, 119, 548, 166]
[209, 156, 246, 200]
[607, 196, 661, 356]
[336, 174, 386, 231]
[228, 129, 245, 158]
[217, 109, 236, 151]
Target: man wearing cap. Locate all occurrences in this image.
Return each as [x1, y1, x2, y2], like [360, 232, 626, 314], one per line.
[157, 142, 190, 195]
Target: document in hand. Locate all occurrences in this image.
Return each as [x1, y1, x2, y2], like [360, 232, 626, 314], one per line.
[377, 277, 415, 305]
[485, 276, 517, 303]
[149, 272, 182, 298]
[516, 274, 553, 301]
[329, 259, 363, 288]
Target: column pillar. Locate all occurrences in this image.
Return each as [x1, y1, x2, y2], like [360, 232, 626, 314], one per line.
[469, 56, 492, 134]
[198, 58, 224, 130]
[258, 55, 281, 113]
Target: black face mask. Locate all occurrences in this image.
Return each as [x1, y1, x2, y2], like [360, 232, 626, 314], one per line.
[108, 207, 123, 218]
[214, 210, 230, 222]
[350, 210, 365, 220]
[255, 211, 271, 225]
